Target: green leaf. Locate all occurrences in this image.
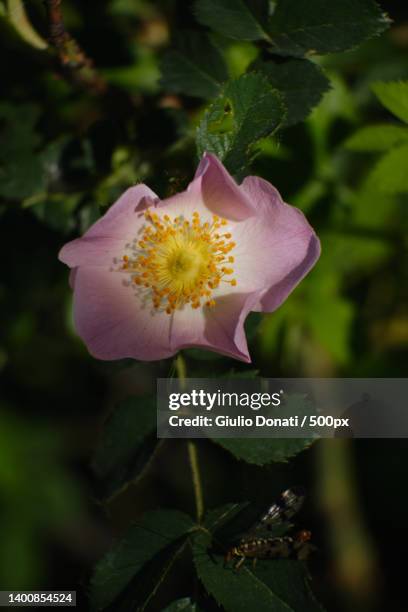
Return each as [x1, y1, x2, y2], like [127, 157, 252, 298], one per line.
[345, 124, 408, 151]
[194, 0, 271, 41]
[215, 437, 315, 466]
[195, 552, 321, 612]
[194, 0, 389, 57]
[269, 0, 389, 57]
[160, 31, 228, 99]
[197, 73, 285, 176]
[203, 502, 250, 535]
[372, 81, 408, 124]
[0, 121, 69, 207]
[90, 510, 194, 611]
[254, 59, 330, 127]
[213, 395, 317, 465]
[203, 501, 294, 545]
[91, 396, 161, 501]
[368, 143, 408, 194]
[0, 103, 44, 200]
[193, 525, 322, 612]
[162, 598, 201, 611]
[27, 187, 81, 235]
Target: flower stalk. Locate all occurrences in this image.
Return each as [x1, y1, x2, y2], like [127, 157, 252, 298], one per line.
[176, 352, 204, 523]
[187, 440, 204, 523]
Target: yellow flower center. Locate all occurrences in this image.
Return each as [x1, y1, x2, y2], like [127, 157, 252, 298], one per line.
[121, 210, 237, 313]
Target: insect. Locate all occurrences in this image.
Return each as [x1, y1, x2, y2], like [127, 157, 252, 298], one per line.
[224, 486, 314, 570]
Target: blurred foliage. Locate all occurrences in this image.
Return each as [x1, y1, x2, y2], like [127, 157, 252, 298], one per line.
[346, 80, 408, 194]
[0, 0, 408, 611]
[0, 408, 84, 589]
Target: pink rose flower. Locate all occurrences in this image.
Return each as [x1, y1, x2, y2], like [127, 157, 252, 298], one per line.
[59, 154, 320, 362]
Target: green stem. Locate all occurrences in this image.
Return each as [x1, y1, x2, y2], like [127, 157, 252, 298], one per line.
[175, 352, 204, 523]
[175, 352, 187, 384]
[187, 440, 204, 523]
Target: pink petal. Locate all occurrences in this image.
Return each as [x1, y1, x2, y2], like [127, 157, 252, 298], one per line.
[201, 292, 257, 362]
[257, 235, 320, 312]
[153, 153, 254, 223]
[72, 266, 174, 361]
[235, 176, 320, 311]
[72, 266, 256, 362]
[101, 185, 157, 222]
[193, 153, 255, 221]
[170, 292, 258, 362]
[59, 185, 157, 268]
[155, 186, 213, 224]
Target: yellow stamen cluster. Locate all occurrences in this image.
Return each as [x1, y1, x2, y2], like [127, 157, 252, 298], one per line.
[121, 210, 237, 313]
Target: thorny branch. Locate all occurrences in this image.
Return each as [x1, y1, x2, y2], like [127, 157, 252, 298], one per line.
[44, 0, 107, 94]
